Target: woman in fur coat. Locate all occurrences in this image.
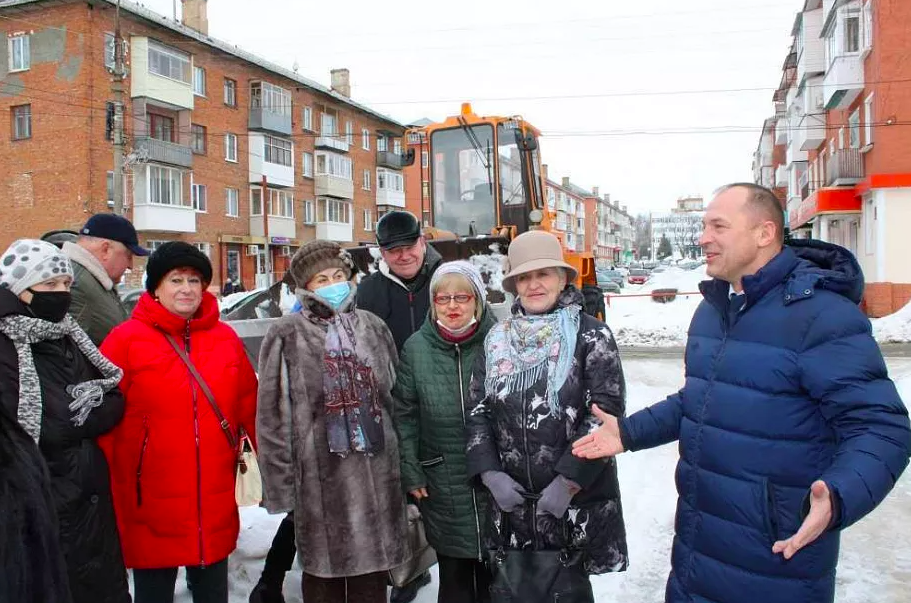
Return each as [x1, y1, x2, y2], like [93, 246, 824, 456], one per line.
[257, 240, 409, 603]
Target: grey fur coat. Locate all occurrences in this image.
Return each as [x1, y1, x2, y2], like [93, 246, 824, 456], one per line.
[256, 288, 410, 578]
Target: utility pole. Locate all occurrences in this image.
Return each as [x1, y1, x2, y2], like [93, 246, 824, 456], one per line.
[112, 0, 126, 215]
[261, 175, 272, 285]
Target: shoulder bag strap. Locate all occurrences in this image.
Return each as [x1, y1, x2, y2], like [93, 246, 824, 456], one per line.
[163, 332, 237, 450]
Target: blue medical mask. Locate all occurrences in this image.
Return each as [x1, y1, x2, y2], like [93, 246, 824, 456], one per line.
[315, 281, 351, 309]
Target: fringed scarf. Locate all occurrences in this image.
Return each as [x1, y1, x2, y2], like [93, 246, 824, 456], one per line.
[0, 314, 123, 443]
[298, 288, 386, 457]
[484, 288, 581, 417]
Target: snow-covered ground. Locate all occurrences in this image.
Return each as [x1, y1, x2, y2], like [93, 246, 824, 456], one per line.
[606, 267, 911, 347]
[158, 357, 911, 603]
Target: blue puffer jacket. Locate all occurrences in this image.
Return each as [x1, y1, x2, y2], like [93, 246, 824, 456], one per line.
[620, 240, 910, 603]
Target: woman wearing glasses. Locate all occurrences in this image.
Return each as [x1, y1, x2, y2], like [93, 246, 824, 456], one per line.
[393, 261, 496, 603]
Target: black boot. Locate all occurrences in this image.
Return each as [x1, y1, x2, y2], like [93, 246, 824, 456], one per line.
[390, 571, 432, 603]
[248, 575, 285, 603]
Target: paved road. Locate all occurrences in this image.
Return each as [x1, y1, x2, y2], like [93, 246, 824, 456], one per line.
[621, 343, 911, 359]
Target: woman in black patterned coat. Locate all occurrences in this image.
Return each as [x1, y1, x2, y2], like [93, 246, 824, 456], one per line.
[465, 231, 629, 578]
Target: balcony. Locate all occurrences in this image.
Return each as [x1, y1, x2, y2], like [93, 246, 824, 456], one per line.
[775, 165, 788, 188]
[823, 53, 864, 110]
[796, 8, 826, 85]
[249, 215, 296, 240]
[132, 203, 196, 233]
[316, 221, 353, 243]
[249, 134, 294, 188]
[248, 107, 292, 136]
[376, 187, 406, 209]
[134, 137, 193, 169]
[376, 150, 406, 170]
[794, 112, 826, 151]
[826, 149, 864, 186]
[129, 37, 194, 110]
[775, 116, 788, 145]
[315, 175, 354, 199]
[315, 136, 350, 153]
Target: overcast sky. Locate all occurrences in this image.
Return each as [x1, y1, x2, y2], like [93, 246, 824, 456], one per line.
[142, 0, 798, 215]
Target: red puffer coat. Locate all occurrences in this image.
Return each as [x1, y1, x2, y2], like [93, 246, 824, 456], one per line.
[99, 291, 257, 569]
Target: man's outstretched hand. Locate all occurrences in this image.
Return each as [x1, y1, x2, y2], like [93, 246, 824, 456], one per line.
[572, 404, 625, 459]
[772, 480, 834, 560]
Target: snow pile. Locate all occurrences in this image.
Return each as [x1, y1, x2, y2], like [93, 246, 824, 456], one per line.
[219, 289, 263, 311]
[468, 243, 507, 295]
[872, 300, 911, 343]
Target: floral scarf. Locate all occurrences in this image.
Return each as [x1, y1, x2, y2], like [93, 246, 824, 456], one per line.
[484, 288, 581, 417]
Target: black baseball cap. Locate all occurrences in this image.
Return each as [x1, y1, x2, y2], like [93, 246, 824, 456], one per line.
[79, 213, 150, 256]
[375, 211, 421, 250]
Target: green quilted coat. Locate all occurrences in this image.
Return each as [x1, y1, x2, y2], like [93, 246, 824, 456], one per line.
[393, 308, 495, 560]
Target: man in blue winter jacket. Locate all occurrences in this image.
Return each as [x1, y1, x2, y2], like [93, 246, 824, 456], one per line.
[573, 183, 911, 603]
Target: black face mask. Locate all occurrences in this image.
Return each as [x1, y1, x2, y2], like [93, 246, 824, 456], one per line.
[27, 290, 72, 323]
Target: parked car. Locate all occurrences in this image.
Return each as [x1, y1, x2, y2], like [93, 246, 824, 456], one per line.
[119, 288, 144, 315]
[596, 274, 622, 294]
[628, 269, 649, 285]
[597, 269, 625, 288]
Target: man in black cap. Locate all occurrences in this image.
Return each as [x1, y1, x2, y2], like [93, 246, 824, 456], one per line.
[357, 210, 443, 356]
[357, 210, 440, 603]
[62, 213, 149, 345]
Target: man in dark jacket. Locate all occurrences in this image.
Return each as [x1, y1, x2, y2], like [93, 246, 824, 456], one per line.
[573, 183, 911, 603]
[358, 210, 443, 354]
[62, 213, 149, 345]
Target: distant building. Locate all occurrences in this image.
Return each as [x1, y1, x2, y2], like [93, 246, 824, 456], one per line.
[651, 196, 704, 260]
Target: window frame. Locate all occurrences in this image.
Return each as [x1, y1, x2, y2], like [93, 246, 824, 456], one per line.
[190, 123, 207, 155]
[192, 65, 207, 96]
[223, 78, 237, 107]
[191, 182, 208, 213]
[364, 208, 373, 231]
[263, 135, 293, 167]
[863, 93, 874, 146]
[225, 133, 238, 162]
[304, 199, 315, 224]
[8, 34, 30, 72]
[147, 40, 191, 84]
[302, 152, 314, 178]
[302, 106, 313, 131]
[11, 104, 31, 140]
[363, 169, 371, 191]
[848, 108, 861, 149]
[148, 165, 185, 206]
[225, 187, 240, 217]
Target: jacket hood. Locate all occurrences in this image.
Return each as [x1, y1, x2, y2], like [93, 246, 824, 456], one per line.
[131, 290, 221, 334]
[419, 303, 496, 350]
[379, 243, 443, 291]
[0, 287, 29, 319]
[787, 239, 864, 304]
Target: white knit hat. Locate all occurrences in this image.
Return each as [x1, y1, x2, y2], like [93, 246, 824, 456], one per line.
[0, 239, 74, 296]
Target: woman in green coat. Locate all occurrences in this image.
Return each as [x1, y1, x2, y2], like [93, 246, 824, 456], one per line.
[394, 261, 495, 603]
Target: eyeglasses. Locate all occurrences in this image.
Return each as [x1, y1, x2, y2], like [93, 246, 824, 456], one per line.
[433, 294, 474, 305]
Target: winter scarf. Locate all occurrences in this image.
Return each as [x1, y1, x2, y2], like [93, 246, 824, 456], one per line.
[0, 314, 122, 443]
[484, 288, 581, 417]
[305, 289, 385, 458]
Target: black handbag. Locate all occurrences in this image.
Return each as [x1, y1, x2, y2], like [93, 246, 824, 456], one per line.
[488, 493, 594, 603]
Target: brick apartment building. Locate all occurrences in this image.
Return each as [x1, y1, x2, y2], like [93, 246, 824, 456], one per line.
[754, 0, 911, 316]
[0, 0, 406, 291]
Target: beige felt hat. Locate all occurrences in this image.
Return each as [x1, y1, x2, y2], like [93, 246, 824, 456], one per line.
[501, 231, 577, 294]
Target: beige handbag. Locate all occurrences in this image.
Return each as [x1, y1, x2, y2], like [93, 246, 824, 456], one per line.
[164, 333, 262, 507]
[389, 504, 438, 588]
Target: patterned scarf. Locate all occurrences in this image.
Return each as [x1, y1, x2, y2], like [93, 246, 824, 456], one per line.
[484, 288, 581, 417]
[314, 296, 385, 458]
[0, 314, 123, 443]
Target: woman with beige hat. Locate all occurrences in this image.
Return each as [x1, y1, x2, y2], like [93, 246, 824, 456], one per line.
[465, 230, 629, 588]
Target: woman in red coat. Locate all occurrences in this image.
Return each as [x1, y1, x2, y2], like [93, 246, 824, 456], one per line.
[100, 242, 257, 603]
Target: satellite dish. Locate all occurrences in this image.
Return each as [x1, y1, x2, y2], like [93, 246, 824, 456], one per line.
[292, 60, 299, 73]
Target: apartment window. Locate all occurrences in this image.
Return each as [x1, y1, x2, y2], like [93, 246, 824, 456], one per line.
[304, 199, 315, 224]
[193, 243, 211, 257]
[302, 152, 314, 178]
[190, 124, 207, 154]
[844, 12, 861, 53]
[393, 139, 402, 155]
[251, 188, 294, 218]
[302, 106, 313, 131]
[377, 168, 404, 192]
[345, 121, 354, 145]
[226, 187, 239, 217]
[224, 78, 237, 107]
[364, 209, 373, 231]
[148, 41, 191, 83]
[318, 198, 352, 223]
[376, 135, 387, 152]
[150, 113, 175, 142]
[264, 135, 293, 167]
[193, 66, 206, 96]
[225, 133, 238, 162]
[864, 93, 874, 145]
[421, 150, 428, 168]
[250, 81, 291, 116]
[315, 151, 352, 180]
[320, 112, 337, 137]
[8, 34, 30, 72]
[848, 109, 861, 149]
[148, 165, 184, 206]
[11, 104, 31, 140]
[838, 127, 845, 149]
[363, 169, 371, 191]
[362, 128, 370, 150]
[191, 183, 207, 212]
[104, 33, 116, 70]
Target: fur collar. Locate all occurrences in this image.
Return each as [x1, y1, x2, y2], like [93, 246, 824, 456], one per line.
[63, 242, 114, 291]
